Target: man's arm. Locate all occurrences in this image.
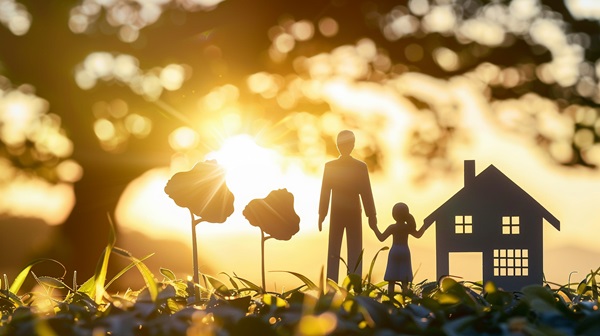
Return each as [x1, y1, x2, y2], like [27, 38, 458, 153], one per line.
[360, 163, 376, 218]
[318, 164, 331, 232]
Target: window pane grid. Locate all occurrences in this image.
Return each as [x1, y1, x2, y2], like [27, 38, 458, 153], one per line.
[502, 216, 520, 235]
[455, 215, 473, 234]
[493, 249, 528, 277]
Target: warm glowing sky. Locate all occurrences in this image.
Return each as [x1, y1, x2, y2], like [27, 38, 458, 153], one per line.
[114, 76, 600, 288]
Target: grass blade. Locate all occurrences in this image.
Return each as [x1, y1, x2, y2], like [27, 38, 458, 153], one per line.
[272, 270, 319, 291]
[219, 272, 240, 291]
[92, 214, 117, 303]
[105, 249, 155, 291]
[160, 268, 177, 282]
[112, 246, 157, 301]
[35, 275, 69, 291]
[352, 249, 365, 274]
[319, 266, 325, 296]
[9, 259, 63, 295]
[233, 274, 263, 293]
[367, 246, 389, 285]
[205, 274, 230, 295]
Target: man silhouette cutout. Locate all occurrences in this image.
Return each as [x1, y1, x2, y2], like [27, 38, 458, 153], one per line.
[319, 130, 377, 282]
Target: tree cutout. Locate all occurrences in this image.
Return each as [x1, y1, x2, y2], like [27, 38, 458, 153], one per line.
[243, 189, 300, 290]
[164, 160, 234, 300]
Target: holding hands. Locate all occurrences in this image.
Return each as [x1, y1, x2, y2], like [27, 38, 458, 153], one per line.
[368, 216, 378, 229]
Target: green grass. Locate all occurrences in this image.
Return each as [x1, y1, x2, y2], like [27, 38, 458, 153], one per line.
[2, 233, 600, 335]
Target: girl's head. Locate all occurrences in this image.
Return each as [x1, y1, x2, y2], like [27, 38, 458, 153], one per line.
[392, 202, 409, 222]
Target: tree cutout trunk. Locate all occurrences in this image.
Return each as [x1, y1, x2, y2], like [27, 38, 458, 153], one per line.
[190, 209, 203, 303]
[260, 230, 273, 291]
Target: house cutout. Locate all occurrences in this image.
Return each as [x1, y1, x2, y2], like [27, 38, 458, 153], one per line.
[423, 160, 560, 291]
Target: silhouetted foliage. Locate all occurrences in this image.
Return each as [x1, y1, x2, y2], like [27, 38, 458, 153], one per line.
[164, 160, 234, 223]
[3, 244, 600, 335]
[243, 189, 300, 241]
[243, 188, 300, 289]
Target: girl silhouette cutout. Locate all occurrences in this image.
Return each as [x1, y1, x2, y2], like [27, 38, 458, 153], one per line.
[371, 202, 426, 295]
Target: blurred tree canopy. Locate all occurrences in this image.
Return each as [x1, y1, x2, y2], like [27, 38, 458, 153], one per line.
[0, 0, 599, 278]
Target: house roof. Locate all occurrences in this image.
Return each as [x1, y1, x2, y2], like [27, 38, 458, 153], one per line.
[422, 164, 560, 232]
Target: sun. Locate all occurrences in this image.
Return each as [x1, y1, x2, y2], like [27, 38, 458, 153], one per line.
[204, 134, 287, 201]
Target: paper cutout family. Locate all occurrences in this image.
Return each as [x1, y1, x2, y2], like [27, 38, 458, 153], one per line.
[166, 130, 560, 293]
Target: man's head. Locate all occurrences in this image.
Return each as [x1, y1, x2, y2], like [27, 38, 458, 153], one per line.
[336, 130, 355, 156]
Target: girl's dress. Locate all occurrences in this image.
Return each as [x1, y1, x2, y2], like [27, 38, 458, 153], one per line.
[384, 244, 413, 282]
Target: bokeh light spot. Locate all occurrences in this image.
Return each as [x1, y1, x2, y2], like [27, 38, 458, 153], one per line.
[94, 118, 115, 141]
[160, 64, 186, 91]
[434, 47, 459, 71]
[409, 0, 430, 16]
[0, 0, 31, 36]
[423, 5, 456, 33]
[141, 74, 163, 101]
[318, 17, 338, 37]
[297, 312, 337, 336]
[549, 141, 573, 163]
[125, 114, 152, 138]
[56, 160, 83, 183]
[169, 127, 198, 151]
[84, 52, 115, 78]
[291, 20, 314, 41]
[274, 33, 295, 54]
[574, 128, 595, 149]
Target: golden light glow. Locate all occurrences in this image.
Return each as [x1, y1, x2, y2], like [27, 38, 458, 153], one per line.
[0, 1, 31, 36]
[422, 5, 456, 34]
[202, 84, 239, 111]
[0, 177, 75, 225]
[94, 118, 116, 141]
[205, 134, 285, 197]
[291, 20, 314, 41]
[0, 91, 45, 146]
[69, 0, 225, 42]
[169, 126, 198, 151]
[160, 64, 186, 91]
[76, 53, 190, 101]
[56, 160, 84, 183]
[566, 0, 600, 19]
[109, 0, 600, 288]
[125, 113, 152, 138]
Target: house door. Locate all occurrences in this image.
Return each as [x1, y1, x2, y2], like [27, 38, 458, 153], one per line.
[449, 252, 483, 282]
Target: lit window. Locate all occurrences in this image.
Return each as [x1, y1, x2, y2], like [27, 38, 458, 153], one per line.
[455, 215, 473, 234]
[502, 216, 520, 235]
[493, 249, 528, 277]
